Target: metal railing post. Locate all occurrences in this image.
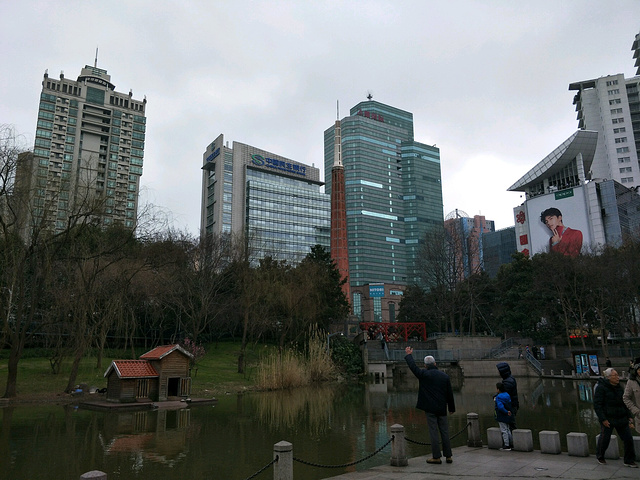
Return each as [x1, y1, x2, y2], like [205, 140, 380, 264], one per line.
[466, 413, 483, 447]
[390, 424, 408, 466]
[273, 441, 292, 480]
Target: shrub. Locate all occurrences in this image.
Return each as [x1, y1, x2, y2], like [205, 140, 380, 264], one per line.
[330, 336, 363, 376]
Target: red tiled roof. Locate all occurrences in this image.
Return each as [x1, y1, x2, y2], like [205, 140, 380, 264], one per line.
[105, 360, 158, 379]
[140, 344, 192, 360]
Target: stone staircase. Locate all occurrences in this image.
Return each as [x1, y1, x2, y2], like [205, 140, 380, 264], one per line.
[539, 359, 573, 375]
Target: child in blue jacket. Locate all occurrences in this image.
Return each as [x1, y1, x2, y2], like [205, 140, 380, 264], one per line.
[495, 381, 514, 450]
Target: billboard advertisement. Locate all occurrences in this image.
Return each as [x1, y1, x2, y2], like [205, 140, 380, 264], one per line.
[514, 186, 591, 257]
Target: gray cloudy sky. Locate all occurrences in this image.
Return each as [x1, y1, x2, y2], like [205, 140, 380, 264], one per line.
[2, 1, 639, 234]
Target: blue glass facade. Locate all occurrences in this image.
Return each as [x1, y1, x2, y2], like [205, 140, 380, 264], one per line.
[246, 168, 330, 263]
[201, 135, 329, 264]
[324, 100, 443, 288]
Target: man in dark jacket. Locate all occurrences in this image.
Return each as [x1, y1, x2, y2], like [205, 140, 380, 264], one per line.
[497, 362, 519, 428]
[594, 368, 637, 467]
[405, 346, 455, 465]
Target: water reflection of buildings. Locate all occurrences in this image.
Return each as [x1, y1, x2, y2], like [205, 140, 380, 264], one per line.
[102, 409, 194, 466]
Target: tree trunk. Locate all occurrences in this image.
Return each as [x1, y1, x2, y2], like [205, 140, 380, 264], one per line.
[238, 311, 249, 374]
[2, 344, 22, 398]
[64, 350, 84, 394]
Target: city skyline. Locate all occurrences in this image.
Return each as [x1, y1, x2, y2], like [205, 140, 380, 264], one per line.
[2, 2, 640, 235]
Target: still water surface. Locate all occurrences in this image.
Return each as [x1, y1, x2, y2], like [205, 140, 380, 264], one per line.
[0, 376, 606, 480]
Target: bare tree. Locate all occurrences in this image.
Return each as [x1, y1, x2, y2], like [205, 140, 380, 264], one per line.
[0, 125, 117, 397]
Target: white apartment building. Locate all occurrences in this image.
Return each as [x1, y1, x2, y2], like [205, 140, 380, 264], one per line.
[568, 31, 640, 188]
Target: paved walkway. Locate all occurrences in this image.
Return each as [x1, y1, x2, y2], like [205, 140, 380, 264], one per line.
[320, 445, 640, 479]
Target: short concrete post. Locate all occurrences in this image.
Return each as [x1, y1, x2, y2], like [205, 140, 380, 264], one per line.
[80, 472, 107, 480]
[390, 424, 408, 466]
[273, 441, 293, 480]
[633, 436, 640, 459]
[467, 413, 482, 447]
[560, 370, 564, 377]
[487, 427, 503, 449]
[550, 369, 554, 376]
[567, 432, 589, 457]
[539, 430, 561, 454]
[595, 434, 619, 459]
[513, 429, 533, 452]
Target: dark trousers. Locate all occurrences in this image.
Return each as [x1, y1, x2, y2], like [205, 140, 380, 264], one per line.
[426, 412, 452, 459]
[596, 421, 635, 464]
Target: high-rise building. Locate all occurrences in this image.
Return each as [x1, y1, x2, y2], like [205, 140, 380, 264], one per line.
[482, 227, 516, 278]
[568, 31, 640, 188]
[444, 211, 495, 280]
[201, 134, 329, 264]
[323, 98, 443, 299]
[17, 64, 147, 236]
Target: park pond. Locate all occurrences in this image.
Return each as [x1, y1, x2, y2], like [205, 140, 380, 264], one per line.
[0, 375, 607, 480]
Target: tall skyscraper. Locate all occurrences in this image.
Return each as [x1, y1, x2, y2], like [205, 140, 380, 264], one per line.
[201, 134, 329, 264]
[323, 98, 443, 298]
[17, 64, 147, 235]
[568, 31, 640, 187]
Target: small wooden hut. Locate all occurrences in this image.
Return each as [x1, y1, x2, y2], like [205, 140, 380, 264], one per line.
[104, 344, 193, 403]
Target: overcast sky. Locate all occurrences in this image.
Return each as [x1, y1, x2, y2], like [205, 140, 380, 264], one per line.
[2, 1, 639, 234]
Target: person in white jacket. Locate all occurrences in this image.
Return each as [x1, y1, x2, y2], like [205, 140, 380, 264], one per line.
[623, 363, 640, 434]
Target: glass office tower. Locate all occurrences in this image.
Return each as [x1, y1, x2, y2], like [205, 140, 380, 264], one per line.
[201, 134, 329, 264]
[323, 99, 443, 289]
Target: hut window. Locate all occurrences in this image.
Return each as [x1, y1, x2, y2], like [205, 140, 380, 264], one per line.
[180, 377, 192, 396]
[137, 378, 150, 398]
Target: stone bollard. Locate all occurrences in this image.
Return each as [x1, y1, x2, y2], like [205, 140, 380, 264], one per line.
[487, 427, 503, 449]
[467, 413, 483, 447]
[595, 434, 619, 459]
[273, 441, 293, 480]
[567, 432, 589, 457]
[513, 429, 533, 452]
[80, 472, 107, 480]
[634, 436, 640, 459]
[390, 424, 408, 466]
[539, 431, 561, 454]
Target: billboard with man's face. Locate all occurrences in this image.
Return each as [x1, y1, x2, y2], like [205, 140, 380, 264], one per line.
[514, 186, 591, 257]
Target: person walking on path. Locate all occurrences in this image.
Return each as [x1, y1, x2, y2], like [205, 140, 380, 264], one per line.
[494, 382, 514, 450]
[496, 362, 519, 429]
[623, 362, 640, 435]
[404, 346, 455, 465]
[594, 368, 637, 467]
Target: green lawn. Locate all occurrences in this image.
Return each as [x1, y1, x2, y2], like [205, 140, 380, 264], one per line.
[0, 341, 272, 401]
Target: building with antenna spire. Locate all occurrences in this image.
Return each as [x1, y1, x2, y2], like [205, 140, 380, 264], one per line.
[324, 98, 443, 322]
[16, 64, 147, 236]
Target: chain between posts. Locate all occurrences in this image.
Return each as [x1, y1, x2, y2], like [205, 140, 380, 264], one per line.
[242, 455, 278, 480]
[406, 421, 471, 446]
[293, 435, 394, 469]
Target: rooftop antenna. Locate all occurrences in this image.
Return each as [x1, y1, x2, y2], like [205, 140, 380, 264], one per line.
[336, 100, 339, 120]
[94, 47, 98, 68]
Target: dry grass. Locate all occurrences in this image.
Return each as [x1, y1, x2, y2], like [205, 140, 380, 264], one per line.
[256, 326, 336, 390]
